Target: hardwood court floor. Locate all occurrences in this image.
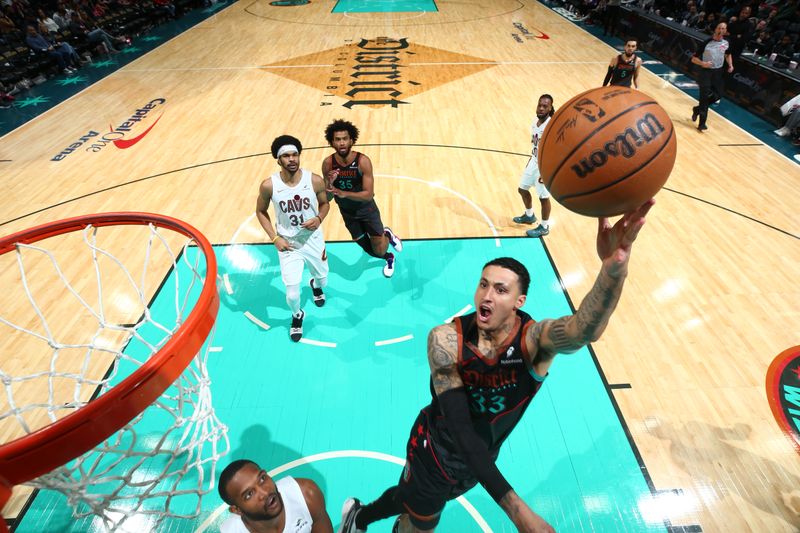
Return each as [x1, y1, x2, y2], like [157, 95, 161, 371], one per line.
[1, 0, 799, 531]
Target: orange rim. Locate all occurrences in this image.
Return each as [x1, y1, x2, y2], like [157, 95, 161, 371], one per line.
[0, 213, 218, 493]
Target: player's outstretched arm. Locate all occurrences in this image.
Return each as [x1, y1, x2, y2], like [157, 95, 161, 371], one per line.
[528, 200, 654, 374]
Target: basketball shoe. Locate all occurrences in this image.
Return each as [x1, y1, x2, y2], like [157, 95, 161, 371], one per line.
[338, 498, 365, 533]
[527, 224, 549, 238]
[309, 278, 325, 307]
[384, 227, 402, 252]
[290, 310, 304, 342]
[383, 253, 395, 278]
[513, 213, 537, 224]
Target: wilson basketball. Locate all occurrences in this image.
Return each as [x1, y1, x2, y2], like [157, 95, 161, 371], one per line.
[537, 86, 676, 217]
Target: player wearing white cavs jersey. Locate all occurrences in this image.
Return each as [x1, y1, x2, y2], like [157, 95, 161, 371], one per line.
[256, 135, 330, 342]
[512, 94, 555, 238]
[219, 460, 333, 533]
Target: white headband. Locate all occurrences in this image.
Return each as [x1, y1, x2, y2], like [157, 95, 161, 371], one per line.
[276, 144, 299, 158]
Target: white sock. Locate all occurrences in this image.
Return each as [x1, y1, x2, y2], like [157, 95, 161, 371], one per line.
[541, 220, 550, 229]
[525, 208, 534, 217]
[286, 284, 301, 316]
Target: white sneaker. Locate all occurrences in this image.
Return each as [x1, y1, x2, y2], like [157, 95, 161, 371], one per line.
[383, 254, 395, 278]
[338, 498, 365, 533]
[775, 127, 790, 137]
[384, 227, 402, 252]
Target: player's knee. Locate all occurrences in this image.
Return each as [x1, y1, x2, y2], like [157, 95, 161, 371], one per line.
[285, 284, 300, 305]
[371, 235, 388, 256]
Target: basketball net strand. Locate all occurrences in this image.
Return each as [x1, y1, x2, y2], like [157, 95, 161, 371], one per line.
[0, 223, 228, 532]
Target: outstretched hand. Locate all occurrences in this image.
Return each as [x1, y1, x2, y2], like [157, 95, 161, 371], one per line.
[596, 199, 654, 278]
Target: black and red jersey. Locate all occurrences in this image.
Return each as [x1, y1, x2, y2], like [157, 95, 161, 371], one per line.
[329, 152, 377, 214]
[428, 310, 547, 455]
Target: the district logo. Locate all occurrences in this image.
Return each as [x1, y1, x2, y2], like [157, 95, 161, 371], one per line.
[766, 346, 800, 453]
[269, 0, 309, 5]
[262, 37, 495, 108]
[51, 98, 166, 162]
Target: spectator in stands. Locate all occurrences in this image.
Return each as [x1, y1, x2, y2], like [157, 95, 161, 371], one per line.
[154, 0, 177, 19]
[775, 94, 800, 146]
[727, 5, 754, 58]
[681, 4, 701, 27]
[36, 7, 59, 35]
[704, 12, 718, 33]
[69, 9, 127, 55]
[770, 34, 796, 59]
[604, 0, 621, 36]
[25, 24, 80, 74]
[693, 11, 708, 31]
[0, 8, 16, 37]
[52, 7, 72, 30]
[748, 23, 774, 55]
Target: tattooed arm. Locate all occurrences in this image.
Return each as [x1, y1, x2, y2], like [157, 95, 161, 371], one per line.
[525, 200, 654, 376]
[428, 323, 463, 395]
[499, 491, 555, 533]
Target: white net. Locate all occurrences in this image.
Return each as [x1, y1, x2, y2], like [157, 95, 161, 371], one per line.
[0, 220, 228, 532]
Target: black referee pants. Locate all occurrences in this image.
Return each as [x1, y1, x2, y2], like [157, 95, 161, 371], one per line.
[695, 67, 725, 127]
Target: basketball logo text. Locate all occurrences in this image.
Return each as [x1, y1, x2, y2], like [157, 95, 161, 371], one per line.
[570, 113, 667, 179]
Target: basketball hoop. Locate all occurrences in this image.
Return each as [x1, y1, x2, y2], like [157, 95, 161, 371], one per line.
[0, 213, 227, 532]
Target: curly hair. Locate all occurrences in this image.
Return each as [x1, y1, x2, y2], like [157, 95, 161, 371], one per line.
[539, 94, 555, 117]
[324, 119, 359, 144]
[270, 135, 303, 159]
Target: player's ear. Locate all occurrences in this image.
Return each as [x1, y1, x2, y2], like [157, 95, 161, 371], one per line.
[516, 294, 526, 310]
[229, 505, 242, 516]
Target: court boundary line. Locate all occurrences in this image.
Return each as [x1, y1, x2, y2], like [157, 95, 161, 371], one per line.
[3, 144, 795, 240]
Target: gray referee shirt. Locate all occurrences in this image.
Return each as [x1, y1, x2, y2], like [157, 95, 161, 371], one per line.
[698, 38, 730, 69]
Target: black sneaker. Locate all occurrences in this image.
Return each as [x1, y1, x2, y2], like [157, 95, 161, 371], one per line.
[384, 227, 402, 252]
[697, 124, 708, 132]
[338, 498, 365, 533]
[309, 278, 325, 307]
[691, 106, 699, 122]
[290, 310, 304, 342]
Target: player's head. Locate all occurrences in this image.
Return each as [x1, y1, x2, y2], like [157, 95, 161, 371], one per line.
[475, 258, 529, 331]
[624, 40, 638, 55]
[219, 460, 284, 521]
[537, 94, 555, 120]
[271, 134, 302, 172]
[325, 119, 359, 157]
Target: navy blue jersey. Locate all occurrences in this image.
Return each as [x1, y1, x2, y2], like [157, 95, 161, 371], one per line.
[329, 152, 377, 214]
[428, 310, 546, 455]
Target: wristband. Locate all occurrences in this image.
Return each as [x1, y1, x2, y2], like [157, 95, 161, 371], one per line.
[272, 235, 281, 243]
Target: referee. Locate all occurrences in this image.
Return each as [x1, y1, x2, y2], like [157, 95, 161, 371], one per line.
[691, 22, 734, 132]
